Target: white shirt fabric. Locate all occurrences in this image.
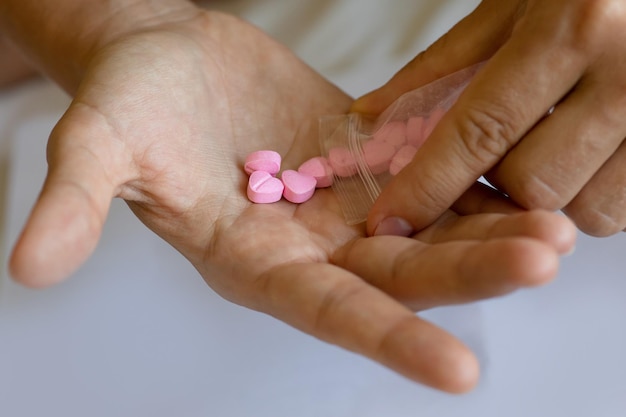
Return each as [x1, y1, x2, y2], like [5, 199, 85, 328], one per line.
[206, 0, 480, 97]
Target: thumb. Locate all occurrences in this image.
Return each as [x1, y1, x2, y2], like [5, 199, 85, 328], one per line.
[351, 0, 519, 115]
[9, 105, 130, 287]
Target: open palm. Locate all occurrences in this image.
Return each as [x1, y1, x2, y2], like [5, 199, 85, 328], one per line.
[9, 11, 575, 392]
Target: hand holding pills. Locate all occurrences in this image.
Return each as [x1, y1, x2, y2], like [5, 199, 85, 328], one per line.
[4, 0, 577, 393]
[354, 0, 626, 238]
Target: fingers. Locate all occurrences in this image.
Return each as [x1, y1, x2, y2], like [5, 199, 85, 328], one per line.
[416, 209, 576, 255]
[253, 262, 479, 393]
[351, 0, 519, 115]
[366, 1, 591, 236]
[9, 104, 131, 287]
[332, 234, 560, 312]
[487, 76, 626, 213]
[485, 58, 626, 236]
[448, 182, 577, 253]
[364, 0, 626, 237]
[450, 181, 524, 215]
[563, 140, 626, 236]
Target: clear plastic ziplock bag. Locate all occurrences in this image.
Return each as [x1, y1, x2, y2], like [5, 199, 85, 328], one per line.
[319, 64, 483, 225]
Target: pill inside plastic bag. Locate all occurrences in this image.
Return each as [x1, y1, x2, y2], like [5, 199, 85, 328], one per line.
[319, 64, 483, 225]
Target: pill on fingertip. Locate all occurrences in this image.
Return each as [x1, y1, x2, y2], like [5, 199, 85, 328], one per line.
[244, 150, 281, 175]
[281, 170, 317, 203]
[363, 140, 396, 175]
[373, 120, 407, 150]
[328, 147, 357, 177]
[298, 156, 333, 188]
[389, 145, 418, 176]
[247, 170, 284, 203]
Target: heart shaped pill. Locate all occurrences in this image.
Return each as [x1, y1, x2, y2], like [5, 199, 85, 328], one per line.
[244, 150, 281, 175]
[247, 170, 284, 203]
[281, 170, 317, 203]
[373, 120, 407, 150]
[298, 156, 333, 188]
[363, 140, 396, 175]
[328, 146, 357, 177]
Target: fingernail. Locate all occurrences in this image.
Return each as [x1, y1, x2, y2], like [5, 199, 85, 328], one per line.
[373, 217, 414, 237]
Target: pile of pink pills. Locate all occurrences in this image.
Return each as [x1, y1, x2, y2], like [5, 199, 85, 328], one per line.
[245, 108, 445, 205]
[245, 151, 333, 204]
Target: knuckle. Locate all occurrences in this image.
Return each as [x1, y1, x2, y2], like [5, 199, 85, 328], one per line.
[454, 102, 520, 169]
[565, 201, 625, 237]
[311, 282, 367, 340]
[372, 315, 417, 361]
[404, 168, 455, 222]
[505, 171, 568, 211]
[568, 207, 622, 237]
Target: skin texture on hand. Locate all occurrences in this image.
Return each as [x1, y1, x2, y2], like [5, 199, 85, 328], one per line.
[0, 0, 198, 93]
[353, 0, 626, 238]
[5, 8, 577, 393]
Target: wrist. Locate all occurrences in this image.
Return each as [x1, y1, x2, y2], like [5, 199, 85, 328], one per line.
[0, 0, 198, 93]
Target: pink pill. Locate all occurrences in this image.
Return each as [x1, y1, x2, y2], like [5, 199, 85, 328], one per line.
[247, 170, 284, 203]
[406, 116, 426, 148]
[244, 150, 281, 176]
[281, 170, 316, 203]
[328, 147, 357, 177]
[423, 108, 446, 139]
[363, 140, 396, 175]
[389, 145, 418, 176]
[373, 120, 407, 150]
[298, 156, 333, 188]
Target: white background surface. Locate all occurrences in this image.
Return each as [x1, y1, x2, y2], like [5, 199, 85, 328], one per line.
[1, 1, 626, 416]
